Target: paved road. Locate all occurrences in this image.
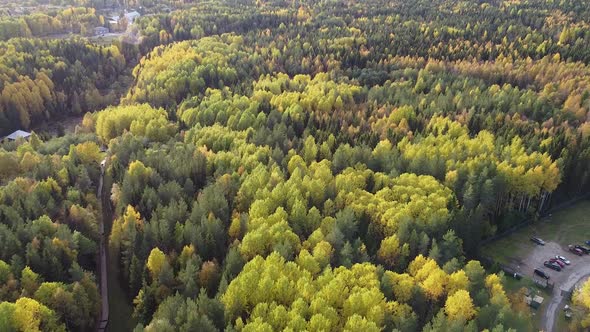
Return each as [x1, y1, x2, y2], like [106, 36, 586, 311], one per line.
[542, 264, 590, 331]
[98, 158, 109, 332]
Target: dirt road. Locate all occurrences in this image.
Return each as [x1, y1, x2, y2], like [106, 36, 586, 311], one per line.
[542, 268, 590, 332]
[98, 158, 109, 332]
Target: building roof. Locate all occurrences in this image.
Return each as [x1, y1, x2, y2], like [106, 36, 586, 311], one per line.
[125, 11, 140, 21]
[4, 130, 31, 140]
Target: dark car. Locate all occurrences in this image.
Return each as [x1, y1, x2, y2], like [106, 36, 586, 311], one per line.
[549, 258, 565, 268]
[530, 237, 545, 245]
[570, 246, 584, 256]
[544, 261, 561, 271]
[534, 269, 549, 279]
[574, 245, 590, 254]
[501, 266, 523, 280]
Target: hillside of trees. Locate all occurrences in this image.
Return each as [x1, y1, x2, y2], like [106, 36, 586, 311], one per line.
[0, 0, 589, 331]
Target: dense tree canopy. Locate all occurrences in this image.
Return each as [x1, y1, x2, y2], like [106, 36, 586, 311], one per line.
[0, 134, 102, 330]
[103, 0, 589, 330]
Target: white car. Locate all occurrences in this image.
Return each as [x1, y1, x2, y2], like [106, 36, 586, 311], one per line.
[556, 255, 570, 265]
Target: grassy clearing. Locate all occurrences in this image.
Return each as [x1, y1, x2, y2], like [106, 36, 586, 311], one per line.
[502, 275, 534, 293]
[90, 34, 122, 46]
[483, 199, 590, 264]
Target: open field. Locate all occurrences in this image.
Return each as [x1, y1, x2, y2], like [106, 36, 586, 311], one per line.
[483, 199, 590, 331]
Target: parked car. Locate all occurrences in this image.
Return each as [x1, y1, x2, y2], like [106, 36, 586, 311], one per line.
[534, 269, 550, 279]
[530, 237, 545, 245]
[556, 255, 571, 265]
[569, 245, 584, 256]
[544, 261, 562, 271]
[549, 258, 565, 268]
[574, 245, 590, 254]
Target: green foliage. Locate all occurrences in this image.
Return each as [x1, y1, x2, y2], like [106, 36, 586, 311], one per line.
[4, 0, 590, 330]
[222, 252, 411, 331]
[0, 297, 67, 332]
[123, 35, 266, 108]
[96, 104, 176, 142]
[0, 133, 102, 329]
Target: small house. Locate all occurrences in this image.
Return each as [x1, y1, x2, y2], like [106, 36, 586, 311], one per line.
[531, 295, 544, 309]
[4, 130, 31, 141]
[524, 294, 544, 309]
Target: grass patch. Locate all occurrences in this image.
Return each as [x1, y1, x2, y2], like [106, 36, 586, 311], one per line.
[502, 275, 534, 293]
[500, 274, 552, 329]
[90, 34, 122, 46]
[556, 309, 571, 332]
[502, 274, 551, 298]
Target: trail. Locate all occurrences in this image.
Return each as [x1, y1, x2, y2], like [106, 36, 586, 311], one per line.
[98, 158, 109, 332]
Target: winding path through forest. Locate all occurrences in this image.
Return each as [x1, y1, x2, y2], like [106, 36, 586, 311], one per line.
[98, 157, 109, 332]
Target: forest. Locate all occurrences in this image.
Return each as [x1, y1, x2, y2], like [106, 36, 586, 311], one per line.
[0, 7, 104, 40]
[0, 37, 126, 134]
[0, 0, 590, 331]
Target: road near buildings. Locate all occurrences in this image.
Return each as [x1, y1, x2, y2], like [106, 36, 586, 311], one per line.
[520, 241, 590, 332]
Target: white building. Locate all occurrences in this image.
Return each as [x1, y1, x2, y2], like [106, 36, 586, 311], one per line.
[3, 130, 31, 141]
[125, 11, 140, 24]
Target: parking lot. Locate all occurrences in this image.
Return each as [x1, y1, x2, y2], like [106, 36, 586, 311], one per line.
[482, 199, 590, 331]
[497, 239, 590, 331]
[513, 241, 590, 286]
